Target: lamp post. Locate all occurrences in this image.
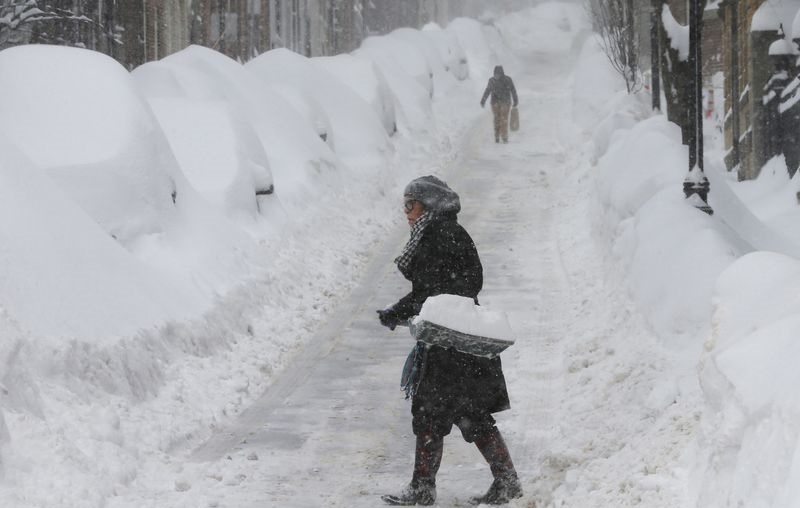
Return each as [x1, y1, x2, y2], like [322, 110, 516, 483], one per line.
[651, 0, 661, 111]
[685, 0, 713, 215]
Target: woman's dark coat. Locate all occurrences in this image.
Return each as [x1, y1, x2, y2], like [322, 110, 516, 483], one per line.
[392, 212, 510, 435]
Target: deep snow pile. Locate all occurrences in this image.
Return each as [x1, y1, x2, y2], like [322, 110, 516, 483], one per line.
[575, 25, 800, 508]
[0, 15, 513, 508]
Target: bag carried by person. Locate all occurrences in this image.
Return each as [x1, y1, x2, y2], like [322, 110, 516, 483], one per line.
[510, 106, 519, 131]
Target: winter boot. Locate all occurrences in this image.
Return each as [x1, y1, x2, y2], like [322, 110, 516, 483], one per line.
[470, 428, 523, 505]
[469, 473, 522, 505]
[381, 478, 436, 506]
[382, 433, 443, 506]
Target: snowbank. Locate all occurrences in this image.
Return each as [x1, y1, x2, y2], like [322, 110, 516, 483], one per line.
[594, 113, 739, 340]
[577, 18, 800, 507]
[694, 251, 800, 506]
[570, 36, 631, 137]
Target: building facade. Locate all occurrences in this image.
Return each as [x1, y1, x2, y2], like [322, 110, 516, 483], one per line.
[718, 0, 800, 179]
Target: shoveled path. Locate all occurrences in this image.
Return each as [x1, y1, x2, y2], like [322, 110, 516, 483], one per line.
[176, 49, 575, 508]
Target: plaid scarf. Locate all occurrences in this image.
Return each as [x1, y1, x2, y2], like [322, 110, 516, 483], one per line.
[395, 211, 434, 272]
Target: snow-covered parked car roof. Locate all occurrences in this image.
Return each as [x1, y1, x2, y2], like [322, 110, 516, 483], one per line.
[351, 43, 433, 134]
[358, 34, 435, 100]
[422, 23, 470, 81]
[246, 48, 391, 168]
[133, 45, 343, 218]
[134, 60, 270, 218]
[312, 53, 397, 137]
[0, 45, 178, 244]
[387, 27, 458, 98]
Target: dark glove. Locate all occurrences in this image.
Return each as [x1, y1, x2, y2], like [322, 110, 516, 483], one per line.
[480, 101, 485, 108]
[376, 308, 400, 330]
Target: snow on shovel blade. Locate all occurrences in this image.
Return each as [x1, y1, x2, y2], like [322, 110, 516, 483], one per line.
[408, 319, 515, 358]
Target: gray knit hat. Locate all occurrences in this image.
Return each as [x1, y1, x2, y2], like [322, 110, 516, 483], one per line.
[404, 175, 461, 214]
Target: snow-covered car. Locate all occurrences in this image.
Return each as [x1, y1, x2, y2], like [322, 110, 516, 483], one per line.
[133, 45, 340, 217]
[0, 45, 178, 244]
[261, 80, 333, 146]
[446, 18, 501, 86]
[352, 44, 433, 134]
[247, 48, 391, 167]
[387, 27, 458, 98]
[312, 53, 397, 137]
[358, 34, 434, 99]
[422, 23, 469, 81]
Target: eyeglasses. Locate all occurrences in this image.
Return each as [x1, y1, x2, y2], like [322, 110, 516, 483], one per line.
[404, 199, 417, 213]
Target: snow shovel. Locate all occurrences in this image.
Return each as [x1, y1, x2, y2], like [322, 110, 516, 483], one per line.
[407, 319, 515, 358]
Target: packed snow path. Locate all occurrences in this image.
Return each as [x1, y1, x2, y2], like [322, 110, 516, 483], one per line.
[130, 50, 695, 508]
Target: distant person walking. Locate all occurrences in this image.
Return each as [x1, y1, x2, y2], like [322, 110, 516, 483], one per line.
[378, 176, 522, 506]
[480, 66, 518, 144]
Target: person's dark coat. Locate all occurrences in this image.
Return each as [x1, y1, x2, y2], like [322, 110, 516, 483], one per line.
[480, 65, 518, 107]
[391, 213, 511, 437]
